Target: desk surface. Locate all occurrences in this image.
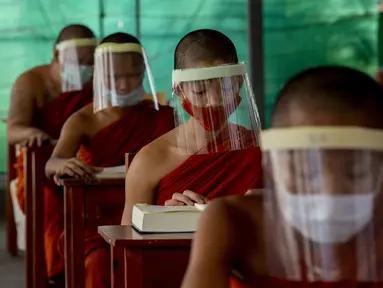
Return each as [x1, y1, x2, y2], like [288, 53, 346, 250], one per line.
[98, 225, 193, 247]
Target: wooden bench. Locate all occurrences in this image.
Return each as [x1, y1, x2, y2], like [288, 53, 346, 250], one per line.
[24, 144, 60, 288]
[99, 225, 193, 288]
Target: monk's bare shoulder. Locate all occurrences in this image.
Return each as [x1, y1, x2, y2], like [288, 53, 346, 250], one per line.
[202, 195, 263, 248]
[8, 67, 49, 119]
[208, 195, 262, 226]
[15, 65, 51, 89]
[136, 132, 172, 165]
[61, 103, 94, 135]
[130, 130, 177, 182]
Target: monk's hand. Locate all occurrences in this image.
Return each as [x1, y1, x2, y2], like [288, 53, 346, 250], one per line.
[245, 189, 264, 196]
[59, 158, 103, 180]
[22, 129, 52, 147]
[165, 190, 209, 206]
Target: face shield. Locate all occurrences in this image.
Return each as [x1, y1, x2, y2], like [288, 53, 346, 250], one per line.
[93, 43, 159, 113]
[56, 38, 97, 92]
[172, 62, 261, 155]
[262, 127, 383, 282]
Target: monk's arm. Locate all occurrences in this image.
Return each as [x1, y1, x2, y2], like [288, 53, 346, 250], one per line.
[7, 72, 46, 144]
[45, 114, 84, 178]
[181, 199, 238, 288]
[121, 147, 162, 225]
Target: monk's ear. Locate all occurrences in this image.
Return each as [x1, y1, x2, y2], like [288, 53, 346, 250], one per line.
[172, 84, 184, 100]
[230, 76, 243, 95]
[53, 49, 59, 62]
[236, 76, 244, 92]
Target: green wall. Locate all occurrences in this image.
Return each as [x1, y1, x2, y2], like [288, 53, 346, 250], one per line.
[0, 0, 377, 172]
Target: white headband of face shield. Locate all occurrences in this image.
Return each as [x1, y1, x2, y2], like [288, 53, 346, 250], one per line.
[172, 62, 247, 84]
[261, 126, 383, 151]
[56, 38, 98, 51]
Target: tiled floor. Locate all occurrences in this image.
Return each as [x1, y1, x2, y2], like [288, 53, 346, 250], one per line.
[0, 222, 24, 287]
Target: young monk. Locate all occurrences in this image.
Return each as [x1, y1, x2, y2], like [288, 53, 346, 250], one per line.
[121, 29, 263, 224]
[7, 24, 96, 147]
[181, 66, 383, 288]
[44, 32, 174, 287]
[7, 24, 96, 250]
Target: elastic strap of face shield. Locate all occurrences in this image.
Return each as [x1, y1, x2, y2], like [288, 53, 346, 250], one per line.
[261, 127, 383, 151]
[56, 38, 98, 51]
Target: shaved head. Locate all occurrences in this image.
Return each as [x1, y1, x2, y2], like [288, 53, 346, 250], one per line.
[272, 66, 383, 128]
[174, 29, 238, 69]
[55, 24, 95, 45]
[100, 32, 140, 45]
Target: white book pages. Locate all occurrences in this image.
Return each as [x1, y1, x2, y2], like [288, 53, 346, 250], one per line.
[95, 165, 126, 179]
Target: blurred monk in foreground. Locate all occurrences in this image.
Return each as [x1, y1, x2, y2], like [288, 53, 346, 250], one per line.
[121, 29, 263, 225]
[375, 68, 383, 86]
[45, 32, 174, 288]
[7, 24, 96, 251]
[182, 66, 383, 288]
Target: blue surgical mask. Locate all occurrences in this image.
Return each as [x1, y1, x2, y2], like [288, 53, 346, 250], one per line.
[108, 85, 146, 107]
[61, 64, 93, 88]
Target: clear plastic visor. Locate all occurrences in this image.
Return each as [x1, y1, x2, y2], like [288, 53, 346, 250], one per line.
[56, 38, 97, 92]
[171, 63, 261, 155]
[93, 43, 159, 113]
[262, 127, 383, 282]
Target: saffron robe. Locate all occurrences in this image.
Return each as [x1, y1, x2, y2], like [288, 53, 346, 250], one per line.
[44, 103, 174, 278]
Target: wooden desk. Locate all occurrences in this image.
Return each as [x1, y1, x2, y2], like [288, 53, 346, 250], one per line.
[99, 225, 193, 288]
[25, 144, 55, 288]
[61, 177, 125, 288]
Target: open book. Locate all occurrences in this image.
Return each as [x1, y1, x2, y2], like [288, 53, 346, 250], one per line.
[95, 165, 126, 179]
[132, 203, 207, 233]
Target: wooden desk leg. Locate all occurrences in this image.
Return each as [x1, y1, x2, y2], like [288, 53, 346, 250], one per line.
[124, 248, 143, 288]
[64, 186, 85, 288]
[113, 246, 124, 288]
[111, 246, 125, 288]
[6, 146, 18, 257]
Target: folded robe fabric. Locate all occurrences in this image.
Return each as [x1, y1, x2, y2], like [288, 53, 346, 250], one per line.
[155, 124, 263, 205]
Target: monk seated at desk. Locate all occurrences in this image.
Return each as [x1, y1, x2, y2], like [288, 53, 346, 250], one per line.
[7, 24, 96, 250]
[181, 66, 383, 288]
[121, 29, 263, 224]
[45, 32, 174, 287]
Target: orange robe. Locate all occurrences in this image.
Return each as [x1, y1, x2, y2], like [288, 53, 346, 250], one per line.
[155, 125, 263, 205]
[14, 83, 93, 212]
[44, 103, 174, 283]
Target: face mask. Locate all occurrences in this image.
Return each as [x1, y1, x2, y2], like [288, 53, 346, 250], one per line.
[278, 188, 374, 244]
[181, 95, 242, 132]
[61, 64, 93, 87]
[109, 85, 145, 107]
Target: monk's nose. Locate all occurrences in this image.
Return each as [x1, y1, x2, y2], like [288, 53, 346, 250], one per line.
[322, 169, 346, 195]
[116, 78, 131, 94]
[207, 90, 222, 106]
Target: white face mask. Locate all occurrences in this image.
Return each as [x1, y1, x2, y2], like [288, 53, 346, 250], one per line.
[109, 85, 145, 107]
[278, 188, 374, 244]
[61, 64, 93, 88]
